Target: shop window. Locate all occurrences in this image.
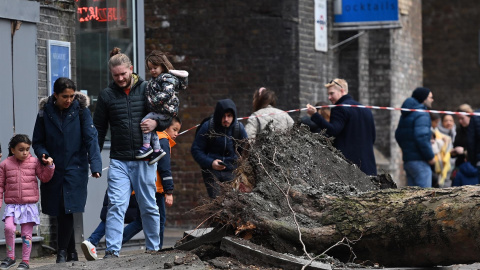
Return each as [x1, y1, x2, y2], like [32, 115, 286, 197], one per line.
[75, 0, 134, 115]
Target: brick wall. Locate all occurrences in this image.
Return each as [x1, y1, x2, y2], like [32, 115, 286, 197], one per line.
[338, 30, 360, 101]
[143, 0, 429, 227]
[389, 0, 423, 184]
[298, 0, 336, 109]
[144, 0, 301, 226]
[423, 1, 480, 111]
[147, 0, 428, 226]
[35, 0, 77, 248]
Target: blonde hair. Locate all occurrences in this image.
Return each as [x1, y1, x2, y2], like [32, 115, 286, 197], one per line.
[325, 78, 348, 94]
[458, 103, 473, 113]
[108, 47, 132, 69]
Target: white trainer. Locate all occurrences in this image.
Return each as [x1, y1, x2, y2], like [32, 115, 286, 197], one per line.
[81, 240, 98, 261]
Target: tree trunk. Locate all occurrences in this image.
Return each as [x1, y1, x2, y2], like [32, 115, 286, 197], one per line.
[221, 185, 480, 267]
[201, 127, 480, 267]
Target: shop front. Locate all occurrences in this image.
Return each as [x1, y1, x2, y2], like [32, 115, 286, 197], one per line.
[75, 0, 146, 247]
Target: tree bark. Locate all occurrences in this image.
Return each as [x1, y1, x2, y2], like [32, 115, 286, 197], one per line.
[217, 185, 480, 267]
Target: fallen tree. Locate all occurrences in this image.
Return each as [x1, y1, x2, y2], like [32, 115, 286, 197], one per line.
[196, 126, 480, 267]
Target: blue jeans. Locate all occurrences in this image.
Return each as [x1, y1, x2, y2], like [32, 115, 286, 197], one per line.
[122, 193, 167, 249]
[88, 220, 143, 247]
[105, 159, 160, 255]
[404, 160, 432, 187]
[87, 221, 105, 246]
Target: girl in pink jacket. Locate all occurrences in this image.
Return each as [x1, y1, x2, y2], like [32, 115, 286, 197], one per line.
[0, 134, 54, 270]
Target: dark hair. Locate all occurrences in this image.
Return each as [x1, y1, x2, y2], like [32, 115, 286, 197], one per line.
[53, 77, 76, 95]
[145, 50, 174, 72]
[253, 87, 276, 112]
[8, 134, 31, 156]
[171, 116, 182, 125]
[441, 114, 453, 122]
[430, 112, 440, 121]
[109, 47, 132, 69]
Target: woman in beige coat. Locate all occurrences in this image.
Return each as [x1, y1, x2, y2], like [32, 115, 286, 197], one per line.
[245, 87, 294, 139]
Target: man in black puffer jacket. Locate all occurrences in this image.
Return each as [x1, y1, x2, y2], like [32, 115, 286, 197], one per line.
[93, 47, 161, 258]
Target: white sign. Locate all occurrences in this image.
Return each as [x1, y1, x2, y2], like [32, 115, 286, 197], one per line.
[315, 0, 328, 52]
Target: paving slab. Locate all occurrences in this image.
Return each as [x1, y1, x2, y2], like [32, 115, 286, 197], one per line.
[220, 236, 332, 270]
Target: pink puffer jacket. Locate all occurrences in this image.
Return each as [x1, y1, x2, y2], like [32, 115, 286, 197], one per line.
[0, 154, 54, 207]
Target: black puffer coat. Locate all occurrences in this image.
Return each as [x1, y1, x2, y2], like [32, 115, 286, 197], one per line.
[93, 74, 148, 160]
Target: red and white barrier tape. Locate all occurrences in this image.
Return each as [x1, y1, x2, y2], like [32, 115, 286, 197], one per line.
[93, 103, 479, 177]
[178, 104, 480, 136]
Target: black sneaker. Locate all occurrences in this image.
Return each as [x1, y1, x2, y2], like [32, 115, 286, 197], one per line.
[135, 146, 153, 159]
[0, 257, 16, 269]
[103, 250, 119, 259]
[148, 150, 166, 165]
[16, 261, 29, 269]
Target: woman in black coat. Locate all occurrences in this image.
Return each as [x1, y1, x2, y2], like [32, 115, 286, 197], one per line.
[32, 77, 102, 263]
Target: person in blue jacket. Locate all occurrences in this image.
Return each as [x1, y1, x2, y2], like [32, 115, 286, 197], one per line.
[395, 87, 435, 187]
[32, 77, 102, 263]
[452, 161, 479, 186]
[306, 78, 377, 176]
[191, 99, 248, 198]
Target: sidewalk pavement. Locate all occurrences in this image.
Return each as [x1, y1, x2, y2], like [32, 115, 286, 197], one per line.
[29, 227, 186, 269]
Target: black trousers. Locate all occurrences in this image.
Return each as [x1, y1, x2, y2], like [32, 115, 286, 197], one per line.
[201, 169, 234, 199]
[57, 192, 75, 252]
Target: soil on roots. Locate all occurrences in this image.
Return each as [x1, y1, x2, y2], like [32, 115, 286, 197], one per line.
[194, 125, 394, 263]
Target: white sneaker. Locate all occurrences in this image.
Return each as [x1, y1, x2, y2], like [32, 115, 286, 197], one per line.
[81, 240, 98, 261]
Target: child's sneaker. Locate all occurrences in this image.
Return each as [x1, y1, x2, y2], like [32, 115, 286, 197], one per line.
[135, 146, 153, 159]
[15, 261, 28, 269]
[148, 150, 166, 165]
[81, 240, 98, 261]
[0, 257, 15, 269]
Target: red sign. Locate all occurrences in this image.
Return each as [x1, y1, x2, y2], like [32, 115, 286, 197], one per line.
[76, 0, 128, 25]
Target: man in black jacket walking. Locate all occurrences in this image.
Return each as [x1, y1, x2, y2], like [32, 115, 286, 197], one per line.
[93, 47, 160, 258]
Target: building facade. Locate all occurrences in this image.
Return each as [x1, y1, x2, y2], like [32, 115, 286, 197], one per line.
[3, 0, 475, 252]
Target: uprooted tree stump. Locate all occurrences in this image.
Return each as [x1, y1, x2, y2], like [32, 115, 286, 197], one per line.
[195, 125, 480, 267]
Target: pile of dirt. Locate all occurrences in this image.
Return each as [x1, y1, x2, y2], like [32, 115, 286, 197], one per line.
[192, 125, 395, 267]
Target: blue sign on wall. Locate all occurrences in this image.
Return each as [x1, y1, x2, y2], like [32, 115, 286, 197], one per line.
[334, 0, 399, 25]
[47, 40, 71, 94]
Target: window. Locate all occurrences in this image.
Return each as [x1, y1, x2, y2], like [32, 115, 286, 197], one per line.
[75, 0, 134, 114]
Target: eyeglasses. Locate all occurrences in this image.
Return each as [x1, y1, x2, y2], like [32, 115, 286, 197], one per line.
[329, 80, 342, 89]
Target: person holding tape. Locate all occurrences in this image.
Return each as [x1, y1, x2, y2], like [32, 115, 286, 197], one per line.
[306, 78, 377, 176]
[395, 87, 435, 187]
